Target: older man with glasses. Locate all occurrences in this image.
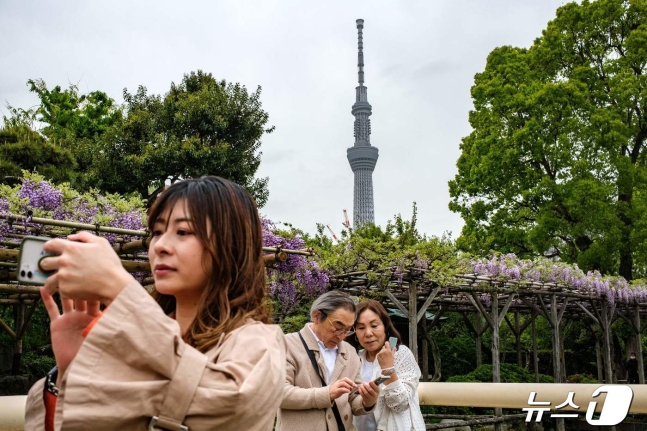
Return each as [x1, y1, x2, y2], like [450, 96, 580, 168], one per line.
[277, 290, 379, 431]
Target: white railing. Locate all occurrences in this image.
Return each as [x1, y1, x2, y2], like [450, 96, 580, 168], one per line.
[2, 382, 645, 430]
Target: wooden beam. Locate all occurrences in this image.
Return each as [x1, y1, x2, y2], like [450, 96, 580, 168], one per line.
[427, 306, 446, 331]
[558, 297, 571, 322]
[504, 315, 517, 335]
[617, 309, 638, 332]
[467, 293, 495, 329]
[0, 316, 16, 340]
[519, 297, 545, 318]
[384, 289, 409, 316]
[15, 298, 40, 341]
[575, 302, 599, 324]
[461, 312, 478, 336]
[409, 281, 418, 361]
[416, 287, 440, 323]
[519, 316, 533, 333]
[536, 294, 553, 328]
[497, 293, 516, 327]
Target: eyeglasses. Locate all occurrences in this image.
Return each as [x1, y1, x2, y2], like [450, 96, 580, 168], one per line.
[327, 317, 355, 337]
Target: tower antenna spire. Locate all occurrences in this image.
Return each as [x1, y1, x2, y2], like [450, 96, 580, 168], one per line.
[348, 19, 379, 228]
[356, 19, 365, 86]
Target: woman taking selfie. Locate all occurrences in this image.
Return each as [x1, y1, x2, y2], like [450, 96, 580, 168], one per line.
[353, 300, 426, 431]
[24, 176, 286, 431]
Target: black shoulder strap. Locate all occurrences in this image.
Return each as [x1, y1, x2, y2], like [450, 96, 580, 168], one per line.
[298, 332, 346, 431]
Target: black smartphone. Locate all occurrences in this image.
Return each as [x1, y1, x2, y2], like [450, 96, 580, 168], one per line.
[349, 375, 389, 395]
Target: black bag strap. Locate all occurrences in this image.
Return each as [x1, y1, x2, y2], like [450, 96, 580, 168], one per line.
[298, 332, 346, 431]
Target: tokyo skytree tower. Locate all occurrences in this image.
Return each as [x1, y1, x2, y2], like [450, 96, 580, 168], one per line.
[347, 19, 379, 228]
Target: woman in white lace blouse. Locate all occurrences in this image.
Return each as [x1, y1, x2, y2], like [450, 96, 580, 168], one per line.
[353, 300, 426, 431]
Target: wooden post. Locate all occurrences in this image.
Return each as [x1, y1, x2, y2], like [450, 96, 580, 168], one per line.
[11, 304, 24, 375]
[491, 293, 503, 431]
[601, 302, 614, 384]
[515, 311, 522, 368]
[595, 334, 604, 382]
[421, 314, 429, 381]
[532, 313, 538, 383]
[476, 313, 483, 367]
[635, 304, 645, 384]
[550, 295, 562, 384]
[550, 295, 565, 431]
[409, 281, 418, 362]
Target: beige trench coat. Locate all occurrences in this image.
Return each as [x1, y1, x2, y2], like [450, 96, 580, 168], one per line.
[24, 281, 286, 431]
[276, 325, 373, 431]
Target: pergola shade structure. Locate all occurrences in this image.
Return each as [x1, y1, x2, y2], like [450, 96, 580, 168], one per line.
[0, 212, 313, 375]
[332, 267, 647, 381]
[331, 265, 647, 430]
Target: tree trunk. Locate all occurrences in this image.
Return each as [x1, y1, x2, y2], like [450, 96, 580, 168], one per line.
[617, 158, 634, 280]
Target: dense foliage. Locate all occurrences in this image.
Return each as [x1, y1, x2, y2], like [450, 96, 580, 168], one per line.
[450, 0, 647, 280]
[305, 204, 464, 288]
[448, 363, 554, 383]
[2, 70, 273, 206]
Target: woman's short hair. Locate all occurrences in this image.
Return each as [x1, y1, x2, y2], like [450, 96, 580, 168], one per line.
[355, 299, 402, 347]
[310, 290, 356, 321]
[148, 176, 269, 353]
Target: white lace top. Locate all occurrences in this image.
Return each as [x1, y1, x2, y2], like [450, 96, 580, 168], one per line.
[354, 345, 426, 431]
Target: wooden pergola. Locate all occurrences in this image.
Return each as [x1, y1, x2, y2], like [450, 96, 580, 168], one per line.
[0, 212, 312, 375]
[331, 266, 647, 431]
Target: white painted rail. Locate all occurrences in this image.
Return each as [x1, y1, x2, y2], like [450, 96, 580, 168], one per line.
[2, 383, 646, 429]
[0, 396, 27, 431]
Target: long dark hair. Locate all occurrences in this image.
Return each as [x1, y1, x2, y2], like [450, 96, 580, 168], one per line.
[148, 176, 269, 353]
[354, 299, 402, 348]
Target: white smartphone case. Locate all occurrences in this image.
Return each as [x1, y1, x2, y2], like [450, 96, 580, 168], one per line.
[17, 236, 53, 285]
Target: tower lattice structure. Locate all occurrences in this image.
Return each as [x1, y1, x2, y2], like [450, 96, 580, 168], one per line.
[347, 19, 379, 228]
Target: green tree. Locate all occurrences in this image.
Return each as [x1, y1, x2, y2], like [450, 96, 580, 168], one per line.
[0, 108, 77, 185]
[449, 0, 647, 279]
[25, 78, 120, 180]
[90, 70, 274, 206]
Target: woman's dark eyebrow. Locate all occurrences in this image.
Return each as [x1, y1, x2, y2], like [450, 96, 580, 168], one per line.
[358, 319, 379, 325]
[153, 217, 192, 225]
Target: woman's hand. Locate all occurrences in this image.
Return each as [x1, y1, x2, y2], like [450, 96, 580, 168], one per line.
[358, 380, 380, 408]
[41, 231, 135, 305]
[41, 287, 101, 384]
[376, 341, 396, 369]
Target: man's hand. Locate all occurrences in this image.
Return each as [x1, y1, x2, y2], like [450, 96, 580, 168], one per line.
[329, 377, 357, 401]
[358, 380, 380, 408]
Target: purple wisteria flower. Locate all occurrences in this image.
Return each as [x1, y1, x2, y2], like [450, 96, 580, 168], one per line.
[18, 180, 63, 212]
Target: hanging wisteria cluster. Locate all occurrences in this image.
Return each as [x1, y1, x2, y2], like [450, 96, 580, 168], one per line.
[470, 253, 647, 304]
[262, 219, 329, 316]
[0, 172, 146, 243]
[1, 174, 329, 315]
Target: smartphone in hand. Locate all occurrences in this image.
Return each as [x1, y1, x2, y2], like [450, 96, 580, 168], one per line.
[388, 336, 398, 349]
[349, 375, 389, 395]
[17, 236, 56, 285]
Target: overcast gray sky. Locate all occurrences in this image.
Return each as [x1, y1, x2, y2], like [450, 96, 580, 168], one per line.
[0, 0, 567, 238]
